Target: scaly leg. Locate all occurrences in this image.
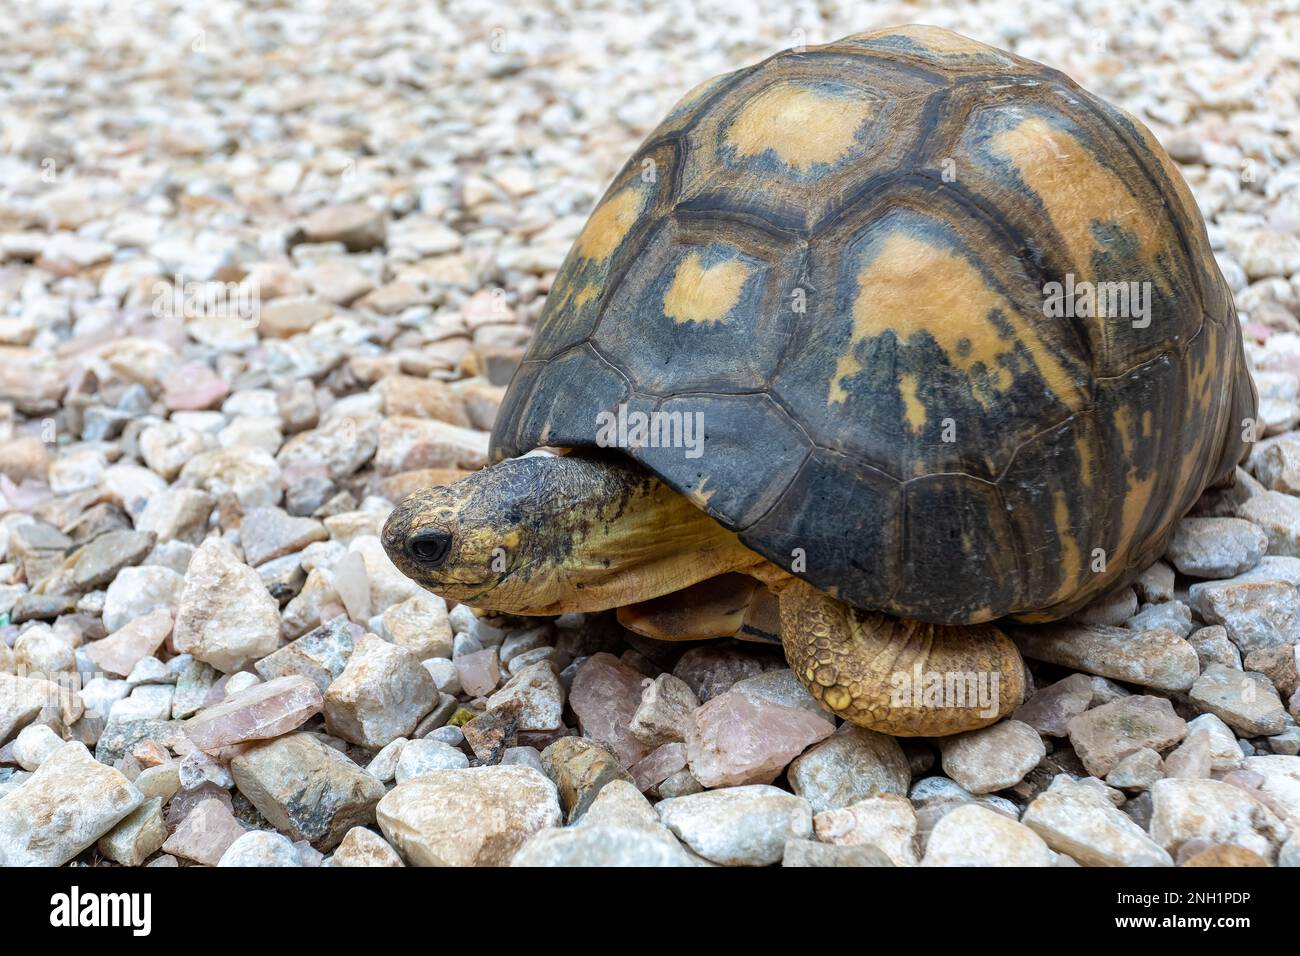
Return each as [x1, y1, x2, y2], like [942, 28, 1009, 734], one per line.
[778, 579, 1025, 736]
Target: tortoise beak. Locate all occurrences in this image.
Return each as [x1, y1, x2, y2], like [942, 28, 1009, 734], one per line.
[381, 495, 420, 569]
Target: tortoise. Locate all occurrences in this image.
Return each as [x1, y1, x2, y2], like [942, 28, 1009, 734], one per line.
[382, 24, 1256, 736]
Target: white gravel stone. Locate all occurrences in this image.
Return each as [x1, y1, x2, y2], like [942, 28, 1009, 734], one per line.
[0, 742, 143, 866]
[813, 794, 920, 866]
[1149, 777, 1289, 861]
[365, 737, 408, 783]
[218, 830, 303, 867]
[324, 634, 437, 747]
[1011, 622, 1199, 691]
[12, 723, 64, 770]
[422, 658, 462, 696]
[377, 765, 561, 866]
[97, 797, 166, 867]
[1023, 775, 1172, 866]
[485, 660, 565, 732]
[101, 566, 184, 633]
[512, 822, 700, 867]
[787, 725, 911, 813]
[4, 0, 1300, 872]
[1189, 664, 1287, 736]
[173, 539, 281, 673]
[921, 804, 1054, 867]
[1166, 517, 1268, 578]
[332, 827, 405, 867]
[394, 739, 470, 782]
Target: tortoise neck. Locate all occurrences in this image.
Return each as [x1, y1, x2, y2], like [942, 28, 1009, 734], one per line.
[479, 452, 766, 615]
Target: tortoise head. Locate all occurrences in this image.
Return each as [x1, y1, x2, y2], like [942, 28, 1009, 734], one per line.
[382, 451, 756, 616]
[381, 457, 549, 608]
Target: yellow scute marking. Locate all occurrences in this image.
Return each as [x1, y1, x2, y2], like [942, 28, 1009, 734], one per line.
[1075, 430, 1094, 488]
[850, 24, 1000, 56]
[575, 186, 649, 262]
[573, 284, 598, 309]
[663, 252, 753, 325]
[1113, 405, 1157, 558]
[686, 477, 716, 508]
[990, 117, 1166, 281]
[899, 374, 927, 431]
[669, 72, 727, 117]
[726, 83, 873, 172]
[828, 231, 1084, 411]
[1169, 333, 1219, 508]
[1048, 490, 1082, 605]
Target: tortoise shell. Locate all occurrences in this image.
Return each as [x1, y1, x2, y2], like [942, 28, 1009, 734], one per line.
[490, 25, 1256, 626]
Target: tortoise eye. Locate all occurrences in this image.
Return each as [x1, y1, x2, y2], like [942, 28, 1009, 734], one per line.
[407, 530, 452, 567]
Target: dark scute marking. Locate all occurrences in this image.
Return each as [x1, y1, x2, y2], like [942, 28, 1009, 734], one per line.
[631, 392, 811, 531]
[489, 361, 543, 460]
[741, 450, 901, 611]
[798, 46, 954, 87]
[674, 54, 936, 235]
[772, 200, 1084, 481]
[996, 413, 1101, 610]
[836, 30, 1019, 75]
[894, 474, 1019, 622]
[516, 139, 681, 369]
[508, 345, 630, 451]
[1096, 352, 1181, 566]
[938, 88, 1205, 376]
[1214, 351, 1258, 486]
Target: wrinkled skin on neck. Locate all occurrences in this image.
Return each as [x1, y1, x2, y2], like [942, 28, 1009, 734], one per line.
[381, 452, 763, 615]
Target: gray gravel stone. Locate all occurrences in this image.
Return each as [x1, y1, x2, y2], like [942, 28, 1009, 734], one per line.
[940, 720, 1046, 794]
[229, 732, 386, 850]
[1189, 664, 1288, 736]
[1166, 517, 1268, 578]
[787, 725, 911, 812]
[657, 785, 812, 866]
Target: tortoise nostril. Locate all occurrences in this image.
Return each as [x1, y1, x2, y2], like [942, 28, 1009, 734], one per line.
[407, 529, 453, 567]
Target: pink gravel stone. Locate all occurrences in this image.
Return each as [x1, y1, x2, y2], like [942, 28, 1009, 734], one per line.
[630, 742, 688, 793]
[1012, 673, 1094, 738]
[162, 798, 247, 866]
[569, 652, 652, 767]
[184, 674, 323, 752]
[83, 608, 173, 677]
[164, 783, 232, 828]
[672, 645, 774, 701]
[685, 689, 835, 788]
[162, 362, 230, 411]
[455, 647, 501, 698]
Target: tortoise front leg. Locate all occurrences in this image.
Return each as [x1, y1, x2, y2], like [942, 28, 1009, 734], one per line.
[617, 573, 782, 644]
[778, 579, 1026, 736]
